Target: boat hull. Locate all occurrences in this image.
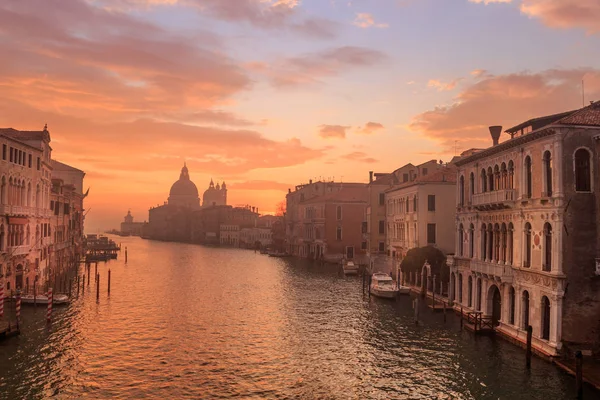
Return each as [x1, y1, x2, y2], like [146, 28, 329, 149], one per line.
[343, 268, 359, 275]
[18, 295, 70, 305]
[397, 286, 411, 295]
[370, 287, 398, 299]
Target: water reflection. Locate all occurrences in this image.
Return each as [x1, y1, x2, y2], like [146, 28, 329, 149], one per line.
[0, 237, 595, 399]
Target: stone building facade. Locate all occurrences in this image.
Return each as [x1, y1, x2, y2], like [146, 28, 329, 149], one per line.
[0, 127, 84, 295]
[448, 103, 600, 357]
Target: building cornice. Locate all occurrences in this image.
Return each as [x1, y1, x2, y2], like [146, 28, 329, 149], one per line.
[455, 128, 556, 167]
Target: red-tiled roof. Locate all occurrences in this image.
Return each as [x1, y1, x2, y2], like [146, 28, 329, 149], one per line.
[0, 128, 46, 140]
[556, 101, 600, 126]
[385, 166, 457, 192]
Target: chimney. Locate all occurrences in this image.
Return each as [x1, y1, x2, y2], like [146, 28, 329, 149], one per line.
[489, 126, 502, 146]
[369, 171, 374, 183]
[309, 179, 313, 184]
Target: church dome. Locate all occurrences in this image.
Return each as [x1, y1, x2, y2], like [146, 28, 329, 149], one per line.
[169, 164, 199, 197]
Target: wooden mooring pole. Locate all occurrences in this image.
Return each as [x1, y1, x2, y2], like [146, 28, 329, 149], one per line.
[77, 275, 80, 298]
[125, 247, 128, 263]
[82, 275, 85, 294]
[414, 297, 419, 325]
[108, 269, 111, 296]
[96, 274, 100, 303]
[460, 306, 463, 329]
[575, 351, 583, 399]
[69, 279, 72, 299]
[443, 301, 447, 322]
[526, 325, 533, 369]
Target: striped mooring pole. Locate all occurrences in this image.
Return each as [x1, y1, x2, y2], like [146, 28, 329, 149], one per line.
[47, 287, 53, 323]
[16, 290, 21, 329]
[0, 283, 4, 318]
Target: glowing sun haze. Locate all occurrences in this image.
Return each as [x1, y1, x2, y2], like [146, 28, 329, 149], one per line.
[1, 0, 599, 231]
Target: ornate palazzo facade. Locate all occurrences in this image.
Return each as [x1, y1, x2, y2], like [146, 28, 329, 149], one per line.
[449, 103, 600, 357]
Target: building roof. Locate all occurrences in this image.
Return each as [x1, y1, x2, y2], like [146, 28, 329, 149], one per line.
[457, 102, 600, 166]
[555, 101, 600, 126]
[52, 159, 85, 174]
[303, 186, 368, 204]
[385, 166, 457, 193]
[169, 163, 199, 198]
[505, 111, 576, 134]
[0, 128, 48, 151]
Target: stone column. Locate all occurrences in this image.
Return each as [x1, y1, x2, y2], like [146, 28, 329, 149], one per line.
[550, 294, 563, 345]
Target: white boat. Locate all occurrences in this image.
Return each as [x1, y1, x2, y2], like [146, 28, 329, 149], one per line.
[370, 272, 399, 299]
[342, 260, 359, 275]
[18, 294, 71, 305]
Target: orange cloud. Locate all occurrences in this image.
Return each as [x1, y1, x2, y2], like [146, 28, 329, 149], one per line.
[356, 122, 385, 135]
[428, 78, 463, 91]
[341, 152, 377, 164]
[409, 69, 600, 149]
[318, 125, 350, 139]
[520, 0, 600, 34]
[471, 69, 488, 78]
[353, 13, 389, 28]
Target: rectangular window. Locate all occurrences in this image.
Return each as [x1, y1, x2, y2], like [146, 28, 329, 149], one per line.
[28, 154, 32, 168]
[50, 200, 54, 210]
[336, 227, 342, 241]
[361, 241, 367, 250]
[427, 223, 436, 244]
[403, 173, 408, 182]
[379, 193, 385, 206]
[361, 221, 368, 234]
[9, 147, 13, 162]
[428, 195, 436, 211]
[2, 144, 6, 160]
[422, 168, 428, 176]
[378, 220, 385, 234]
[37, 157, 41, 170]
[64, 203, 70, 214]
[378, 241, 385, 252]
[336, 205, 342, 220]
[54, 201, 60, 215]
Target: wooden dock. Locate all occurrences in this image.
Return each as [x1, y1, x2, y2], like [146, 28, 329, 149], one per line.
[462, 311, 495, 335]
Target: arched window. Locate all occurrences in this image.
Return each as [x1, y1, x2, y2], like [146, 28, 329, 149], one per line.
[458, 273, 463, 303]
[501, 162, 507, 189]
[459, 176, 465, 206]
[508, 223, 514, 265]
[413, 196, 417, 212]
[458, 224, 464, 256]
[481, 169, 487, 193]
[406, 197, 409, 212]
[487, 167, 494, 191]
[543, 223, 552, 272]
[522, 290, 530, 329]
[494, 165, 501, 190]
[476, 278, 482, 311]
[481, 224, 487, 260]
[524, 223, 532, 267]
[487, 223, 494, 261]
[468, 276, 473, 307]
[508, 160, 514, 189]
[541, 296, 550, 340]
[501, 223, 507, 263]
[543, 151, 553, 197]
[575, 148, 591, 192]
[469, 172, 475, 199]
[469, 224, 475, 258]
[494, 223, 500, 262]
[0, 176, 5, 205]
[509, 286, 515, 325]
[524, 156, 532, 198]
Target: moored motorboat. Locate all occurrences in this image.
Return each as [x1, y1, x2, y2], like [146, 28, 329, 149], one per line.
[18, 294, 71, 305]
[397, 285, 411, 295]
[342, 260, 359, 275]
[370, 272, 399, 299]
[268, 251, 291, 258]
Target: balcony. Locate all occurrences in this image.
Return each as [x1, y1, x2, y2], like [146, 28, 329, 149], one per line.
[0, 204, 53, 218]
[8, 245, 29, 256]
[470, 259, 513, 283]
[472, 189, 516, 210]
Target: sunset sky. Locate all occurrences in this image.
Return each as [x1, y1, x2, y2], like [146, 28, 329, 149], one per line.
[1, 0, 599, 232]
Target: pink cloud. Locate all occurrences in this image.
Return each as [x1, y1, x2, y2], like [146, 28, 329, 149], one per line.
[353, 13, 388, 29]
[428, 78, 463, 91]
[318, 125, 350, 139]
[409, 69, 600, 149]
[520, 0, 600, 34]
[356, 122, 385, 135]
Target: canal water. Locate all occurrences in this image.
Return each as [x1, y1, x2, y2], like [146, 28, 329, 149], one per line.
[0, 237, 596, 399]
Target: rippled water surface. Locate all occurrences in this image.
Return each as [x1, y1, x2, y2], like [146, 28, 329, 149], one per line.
[0, 237, 596, 399]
